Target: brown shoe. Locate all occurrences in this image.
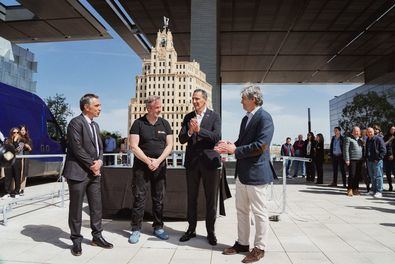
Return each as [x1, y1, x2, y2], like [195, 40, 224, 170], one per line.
[223, 241, 249, 255]
[242, 247, 265, 263]
[347, 189, 353, 196]
[353, 189, 360, 196]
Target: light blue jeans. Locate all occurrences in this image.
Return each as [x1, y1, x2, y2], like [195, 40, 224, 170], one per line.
[367, 160, 384, 193]
[293, 160, 306, 177]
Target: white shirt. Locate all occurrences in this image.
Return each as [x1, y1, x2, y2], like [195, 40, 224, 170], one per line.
[188, 107, 207, 137]
[0, 131, 4, 142]
[245, 106, 260, 128]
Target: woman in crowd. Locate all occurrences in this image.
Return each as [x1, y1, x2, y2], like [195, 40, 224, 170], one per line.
[120, 137, 128, 165]
[19, 124, 33, 195]
[383, 125, 395, 191]
[315, 133, 325, 184]
[304, 132, 316, 182]
[4, 127, 24, 198]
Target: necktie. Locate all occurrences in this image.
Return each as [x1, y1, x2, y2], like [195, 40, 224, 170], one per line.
[245, 112, 252, 128]
[90, 121, 99, 157]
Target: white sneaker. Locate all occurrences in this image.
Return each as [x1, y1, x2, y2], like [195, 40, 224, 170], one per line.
[373, 192, 383, 198]
[286, 175, 293, 179]
[368, 191, 374, 196]
[1, 194, 10, 200]
[14, 194, 20, 198]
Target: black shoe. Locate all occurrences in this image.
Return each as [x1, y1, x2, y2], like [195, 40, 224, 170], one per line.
[207, 233, 217, 246]
[179, 230, 196, 242]
[389, 185, 393, 192]
[71, 242, 82, 256]
[92, 236, 113, 249]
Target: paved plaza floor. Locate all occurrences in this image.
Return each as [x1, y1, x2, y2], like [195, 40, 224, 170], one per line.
[0, 178, 394, 264]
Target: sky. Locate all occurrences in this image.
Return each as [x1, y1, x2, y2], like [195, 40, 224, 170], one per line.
[19, 0, 360, 146]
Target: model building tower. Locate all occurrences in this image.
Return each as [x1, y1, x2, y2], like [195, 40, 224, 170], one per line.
[128, 27, 212, 151]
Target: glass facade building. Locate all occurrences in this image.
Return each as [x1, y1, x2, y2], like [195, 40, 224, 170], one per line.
[0, 36, 37, 92]
[329, 77, 395, 135]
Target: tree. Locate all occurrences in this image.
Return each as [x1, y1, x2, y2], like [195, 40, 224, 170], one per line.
[45, 93, 73, 135]
[338, 91, 395, 132]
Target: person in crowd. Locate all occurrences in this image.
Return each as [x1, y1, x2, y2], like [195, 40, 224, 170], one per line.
[119, 137, 128, 165]
[4, 127, 23, 198]
[63, 94, 113, 256]
[366, 127, 386, 198]
[0, 130, 4, 143]
[360, 127, 370, 192]
[104, 133, 116, 165]
[292, 134, 306, 178]
[315, 133, 325, 184]
[383, 125, 395, 191]
[128, 95, 173, 244]
[373, 124, 383, 137]
[329, 127, 346, 187]
[178, 89, 221, 246]
[343, 126, 364, 196]
[281, 137, 294, 178]
[304, 132, 316, 182]
[18, 124, 32, 195]
[215, 85, 273, 263]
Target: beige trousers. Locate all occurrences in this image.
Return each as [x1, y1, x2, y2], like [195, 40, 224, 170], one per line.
[235, 178, 269, 250]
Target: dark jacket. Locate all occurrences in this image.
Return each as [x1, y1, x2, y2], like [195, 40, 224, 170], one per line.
[179, 109, 221, 170]
[303, 139, 316, 158]
[330, 135, 344, 157]
[293, 140, 304, 157]
[63, 114, 103, 181]
[383, 135, 395, 159]
[315, 141, 325, 162]
[366, 135, 386, 162]
[281, 143, 294, 156]
[234, 108, 274, 185]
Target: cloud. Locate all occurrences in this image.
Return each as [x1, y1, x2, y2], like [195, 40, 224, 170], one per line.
[96, 108, 129, 136]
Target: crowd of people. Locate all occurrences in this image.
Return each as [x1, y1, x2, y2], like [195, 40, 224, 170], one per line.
[280, 124, 395, 198]
[0, 125, 33, 199]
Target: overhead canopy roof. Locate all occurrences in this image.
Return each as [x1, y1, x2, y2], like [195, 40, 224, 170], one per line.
[0, 0, 111, 43]
[88, 0, 395, 84]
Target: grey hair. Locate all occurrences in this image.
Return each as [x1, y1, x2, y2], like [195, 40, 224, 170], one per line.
[144, 95, 161, 108]
[80, 93, 99, 111]
[241, 85, 263, 106]
[193, 88, 208, 100]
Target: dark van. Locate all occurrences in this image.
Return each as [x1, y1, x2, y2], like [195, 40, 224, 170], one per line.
[0, 82, 65, 176]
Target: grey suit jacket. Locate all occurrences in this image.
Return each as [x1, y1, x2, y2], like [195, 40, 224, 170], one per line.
[234, 107, 274, 185]
[63, 114, 103, 181]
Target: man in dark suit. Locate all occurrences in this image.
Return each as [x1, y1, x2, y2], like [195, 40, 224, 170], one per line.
[215, 85, 274, 263]
[178, 88, 221, 246]
[63, 94, 113, 256]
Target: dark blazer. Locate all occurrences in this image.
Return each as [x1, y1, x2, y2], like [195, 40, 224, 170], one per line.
[179, 109, 221, 169]
[63, 114, 103, 181]
[234, 107, 274, 185]
[303, 139, 317, 158]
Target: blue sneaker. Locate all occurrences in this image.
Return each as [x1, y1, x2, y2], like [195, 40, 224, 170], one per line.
[153, 228, 169, 240]
[128, 231, 140, 244]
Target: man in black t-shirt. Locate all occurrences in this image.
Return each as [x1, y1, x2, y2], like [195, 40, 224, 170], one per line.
[128, 95, 173, 244]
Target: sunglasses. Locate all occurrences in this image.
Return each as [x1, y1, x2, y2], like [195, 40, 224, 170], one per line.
[12, 131, 19, 134]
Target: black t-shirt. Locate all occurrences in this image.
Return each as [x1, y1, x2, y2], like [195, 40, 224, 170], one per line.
[130, 115, 172, 160]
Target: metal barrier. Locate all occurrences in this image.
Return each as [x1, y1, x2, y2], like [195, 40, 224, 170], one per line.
[103, 151, 186, 168]
[280, 156, 312, 215]
[1, 154, 66, 225]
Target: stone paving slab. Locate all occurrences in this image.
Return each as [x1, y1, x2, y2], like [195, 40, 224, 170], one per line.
[0, 179, 394, 264]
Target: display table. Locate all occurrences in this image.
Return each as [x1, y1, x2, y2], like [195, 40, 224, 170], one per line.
[101, 167, 229, 219]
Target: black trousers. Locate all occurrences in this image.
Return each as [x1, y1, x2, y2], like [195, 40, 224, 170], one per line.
[4, 159, 22, 195]
[131, 164, 166, 231]
[306, 159, 315, 182]
[186, 163, 220, 235]
[315, 160, 324, 184]
[347, 160, 362, 190]
[332, 155, 346, 185]
[68, 176, 103, 243]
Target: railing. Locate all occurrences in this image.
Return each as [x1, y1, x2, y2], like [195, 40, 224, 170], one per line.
[1, 154, 66, 225]
[103, 151, 186, 168]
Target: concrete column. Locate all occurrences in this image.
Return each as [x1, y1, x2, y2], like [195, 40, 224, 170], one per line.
[190, 0, 221, 114]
